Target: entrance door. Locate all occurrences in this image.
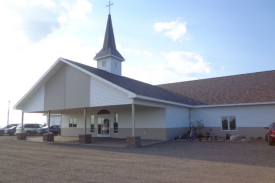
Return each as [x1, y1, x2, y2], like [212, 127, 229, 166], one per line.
[97, 117, 110, 137]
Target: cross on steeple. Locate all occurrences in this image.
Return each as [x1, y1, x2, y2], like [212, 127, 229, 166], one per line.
[106, 1, 113, 15]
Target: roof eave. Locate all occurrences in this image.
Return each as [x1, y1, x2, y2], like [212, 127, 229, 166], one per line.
[94, 54, 125, 62]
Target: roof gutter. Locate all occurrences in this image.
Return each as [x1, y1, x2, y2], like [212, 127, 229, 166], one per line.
[132, 95, 194, 108]
[193, 101, 275, 108]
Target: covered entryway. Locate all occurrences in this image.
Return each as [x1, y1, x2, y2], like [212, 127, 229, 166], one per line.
[97, 117, 110, 137]
[96, 109, 111, 137]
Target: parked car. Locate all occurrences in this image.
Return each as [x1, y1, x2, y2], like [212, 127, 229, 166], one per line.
[265, 122, 275, 145]
[15, 124, 44, 136]
[0, 124, 19, 136]
[4, 126, 17, 136]
[37, 125, 60, 135]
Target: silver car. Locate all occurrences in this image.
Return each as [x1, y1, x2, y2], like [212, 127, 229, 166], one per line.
[15, 124, 44, 136]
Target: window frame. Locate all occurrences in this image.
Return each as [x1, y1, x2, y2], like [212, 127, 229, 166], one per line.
[221, 116, 237, 131]
[91, 114, 95, 132]
[69, 118, 77, 128]
[114, 113, 118, 134]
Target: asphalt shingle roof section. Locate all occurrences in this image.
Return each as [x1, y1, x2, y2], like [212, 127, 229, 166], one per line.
[157, 71, 275, 105]
[64, 58, 205, 106]
[94, 15, 125, 61]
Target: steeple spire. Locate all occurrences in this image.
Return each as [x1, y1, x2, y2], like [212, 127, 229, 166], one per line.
[94, 15, 125, 61]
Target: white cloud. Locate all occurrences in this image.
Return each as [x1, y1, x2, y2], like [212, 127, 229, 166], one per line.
[163, 52, 211, 74]
[33, 0, 56, 8]
[125, 49, 153, 57]
[135, 50, 141, 55]
[123, 51, 211, 85]
[1, 0, 56, 8]
[98, 37, 104, 44]
[58, 15, 67, 24]
[0, 0, 93, 43]
[61, 0, 92, 21]
[221, 66, 225, 70]
[143, 51, 153, 57]
[116, 42, 121, 51]
[125, 48, 131, 53]
[153, 18, 189, 41]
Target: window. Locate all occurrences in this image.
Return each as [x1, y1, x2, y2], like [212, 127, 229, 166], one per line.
[91, 115, 94, 132]
[69, 118, 77, 127]
[25, 124, 31, 128]
[114, 113, 118, 133]
[33, 124, 40, 128]
[114, 61, 117, 68]
[102, 61, 106, 67]
[222, 116, 236, 131]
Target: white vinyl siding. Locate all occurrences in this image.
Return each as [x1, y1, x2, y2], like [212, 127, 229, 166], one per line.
[65, 65, 90, 109]
[191, 105, 275, 128]
[166, 105, 189, 128]
[22, 85, 45, 112]
[90, 76, 132, 107]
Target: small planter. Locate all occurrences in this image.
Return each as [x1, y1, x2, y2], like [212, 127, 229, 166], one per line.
[226, 136, 230, 140]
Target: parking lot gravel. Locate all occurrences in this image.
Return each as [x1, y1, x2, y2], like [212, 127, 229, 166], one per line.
[0, 136, 274, 183]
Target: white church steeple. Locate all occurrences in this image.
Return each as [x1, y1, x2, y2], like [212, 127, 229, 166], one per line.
[94, 9, 125, 76]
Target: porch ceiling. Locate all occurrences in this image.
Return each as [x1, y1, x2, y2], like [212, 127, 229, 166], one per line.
[25, 103, 165, 114]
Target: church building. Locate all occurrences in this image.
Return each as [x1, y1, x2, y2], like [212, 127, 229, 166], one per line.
[14, 13, 275, 142]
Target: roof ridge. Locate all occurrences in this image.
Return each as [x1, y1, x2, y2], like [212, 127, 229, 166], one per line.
[156, 69, 275, 86]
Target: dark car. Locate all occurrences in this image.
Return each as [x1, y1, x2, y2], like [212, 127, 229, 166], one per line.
[0, 124, 19, 136]
[4, 126, 17, 136]
[265, 122, 275, 145]
[37, 125, 60, 135]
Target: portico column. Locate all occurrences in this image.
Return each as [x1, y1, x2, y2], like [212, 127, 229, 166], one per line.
[132, 104, 135, 136]
[17, 111, 26, 140]
[48, 110, 50, 133]
[43, 110, 54, 142]
[79, 107, 91, 144]
[21, 111, 24, 133]
[126, 103, 141, 147]
[84, 107, 87, 135]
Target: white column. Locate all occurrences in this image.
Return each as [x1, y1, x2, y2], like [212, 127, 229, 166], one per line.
[132, 103, 135, 136]
[21, 111, 24, 133]
[48, 110, 50, 134]
[188, 108, 191, 130]
[84, 108, 87, 135]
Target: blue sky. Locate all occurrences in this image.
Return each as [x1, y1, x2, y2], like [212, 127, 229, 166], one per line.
[0, 0, 274, 125]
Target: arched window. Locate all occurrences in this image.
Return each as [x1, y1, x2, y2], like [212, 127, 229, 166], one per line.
[97, 109, 110, 115]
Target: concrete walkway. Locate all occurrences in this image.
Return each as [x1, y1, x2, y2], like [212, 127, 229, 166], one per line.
[20, 136, 165, 148]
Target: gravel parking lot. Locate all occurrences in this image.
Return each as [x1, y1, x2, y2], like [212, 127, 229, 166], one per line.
[0, 136, 274, 183]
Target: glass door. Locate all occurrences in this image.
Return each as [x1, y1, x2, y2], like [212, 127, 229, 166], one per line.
[97, 117, 110, 137]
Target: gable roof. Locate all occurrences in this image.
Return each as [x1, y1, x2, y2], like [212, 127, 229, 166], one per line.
[94, 15, 125, 61]
[157, 71, 275, 105]
[63, 58, 205, 106]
